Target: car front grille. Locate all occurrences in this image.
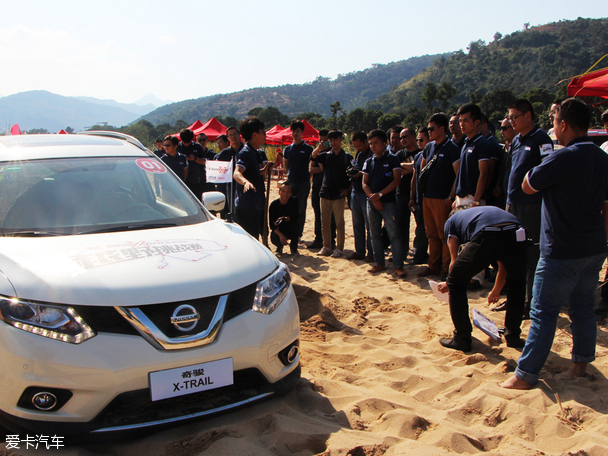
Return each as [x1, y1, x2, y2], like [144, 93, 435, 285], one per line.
[72, 282, 257, 338]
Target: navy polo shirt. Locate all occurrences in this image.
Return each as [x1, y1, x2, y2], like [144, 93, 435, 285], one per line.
[486, 134, 502, 160]
[422, 138, 461, 199]
[315, 149, 354, 200]
[161, 152, 188, 181]
[352, 147, 373, 194]
[284, 141, 313, 183]
[177, 142, 205, 184]
[362, 151, 401, 203]
[455, 133, 492, 197]
[527, 136, 608, 260]
[507, 127, 553, 205]
[445, 206, 523, 244]
[235, 143, 265, 211]
[200, 148, 216, 183]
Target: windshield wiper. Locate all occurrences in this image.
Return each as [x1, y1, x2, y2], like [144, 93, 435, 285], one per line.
[1, 230, 65, 237]
[78, 223, 178, 234]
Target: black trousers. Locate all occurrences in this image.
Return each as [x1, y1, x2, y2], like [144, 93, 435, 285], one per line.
[447, 229, 528, 340]
[235, 208, 262, 240]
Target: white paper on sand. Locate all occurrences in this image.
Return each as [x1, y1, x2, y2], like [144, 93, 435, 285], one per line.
[429, 280, 449, 302]
[472, 308, 501, 341]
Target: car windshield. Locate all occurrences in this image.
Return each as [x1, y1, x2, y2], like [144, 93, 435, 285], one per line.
[0, 156, 209, 236]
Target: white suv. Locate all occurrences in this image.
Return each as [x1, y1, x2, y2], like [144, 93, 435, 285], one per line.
[0, 132, 300, 436]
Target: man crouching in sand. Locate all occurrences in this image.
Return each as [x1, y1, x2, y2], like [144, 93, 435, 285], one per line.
[502, 98, 608, 389]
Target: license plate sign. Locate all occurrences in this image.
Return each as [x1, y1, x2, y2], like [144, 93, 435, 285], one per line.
[149, 358, 234, 401]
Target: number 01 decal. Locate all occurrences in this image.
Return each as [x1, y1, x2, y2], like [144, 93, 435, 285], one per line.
[136, 158, 167, 174]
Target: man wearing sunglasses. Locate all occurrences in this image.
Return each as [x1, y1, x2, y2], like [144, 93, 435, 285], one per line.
[506, 99, 553, 317]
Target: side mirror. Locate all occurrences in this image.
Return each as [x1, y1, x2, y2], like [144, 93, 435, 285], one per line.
[202, 191, 225, 212]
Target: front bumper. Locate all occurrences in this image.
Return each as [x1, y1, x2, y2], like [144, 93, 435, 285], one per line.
[0, 286, 300, 436]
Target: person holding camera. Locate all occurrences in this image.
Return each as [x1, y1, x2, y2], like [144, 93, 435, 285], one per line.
[269, 181, 300, 255]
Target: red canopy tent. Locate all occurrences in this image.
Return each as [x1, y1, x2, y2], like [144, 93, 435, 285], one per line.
[279, 119, 319, 145]
[57, 129, 68, 134]
[264, 125, 287, 145]
[567, 67, 608, 102]
[192, 117, 227, 141]
[187, 120, 204, 131]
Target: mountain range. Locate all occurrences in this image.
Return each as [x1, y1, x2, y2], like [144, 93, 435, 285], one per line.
[0, 91, 170, 133]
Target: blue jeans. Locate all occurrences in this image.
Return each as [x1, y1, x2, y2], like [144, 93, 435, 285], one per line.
[367, 201, 404, 268]
[515, 253, 605, 385]
[351, 190, 372, 257]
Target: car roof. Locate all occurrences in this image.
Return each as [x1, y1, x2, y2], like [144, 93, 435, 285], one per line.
[0, 132, 152, 161]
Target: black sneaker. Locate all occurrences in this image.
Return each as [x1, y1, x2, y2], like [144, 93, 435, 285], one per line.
[307, 239, 323, 249]
[440, 337, 472, 352]
[505, 336, 526, 348]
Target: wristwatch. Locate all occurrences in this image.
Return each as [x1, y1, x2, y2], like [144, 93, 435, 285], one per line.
[378, 192, 383, 198]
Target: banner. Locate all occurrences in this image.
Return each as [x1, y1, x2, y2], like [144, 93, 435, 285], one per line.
[205, 160, 233, 184]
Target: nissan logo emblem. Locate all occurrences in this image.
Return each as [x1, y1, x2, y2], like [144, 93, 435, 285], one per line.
[170, 305, 200, 332]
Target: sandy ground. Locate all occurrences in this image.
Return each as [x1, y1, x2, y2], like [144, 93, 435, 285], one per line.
[6, 183, 608, 455]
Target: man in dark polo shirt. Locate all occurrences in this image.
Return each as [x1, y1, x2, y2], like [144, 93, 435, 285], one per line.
[395, 127, 418, 256]
[348, 130, 373, 261]
[215, 126, 244, 218]
[502, 99, 608, 389]
[312, 130, 353, 258]
[177, 128, 206, 200]
[506, 99, 553, 316]
[454, 104, 492, 208]
[153, 138, 164, 158]
[232, 117, 266, 240]
[438, 206, 528, 352]
[449, 113, 466, 149]
[196, 133, 217, 194]
[161, 136, 188, 182]
[283, 120, 313, 240]
[362, 129, 405, 277]
[492, 118, 516, 211]
[416, 113, 461, 280]
[479, 115, 502, 206]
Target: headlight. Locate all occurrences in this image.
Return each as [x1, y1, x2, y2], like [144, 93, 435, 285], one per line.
[252, 263, 291, 315]
[0, 296, 95, 344]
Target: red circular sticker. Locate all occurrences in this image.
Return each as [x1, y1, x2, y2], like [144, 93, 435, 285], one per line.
[136, 158, 167, 174]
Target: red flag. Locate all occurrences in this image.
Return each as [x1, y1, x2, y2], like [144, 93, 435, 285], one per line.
[10, 124, 21, 135]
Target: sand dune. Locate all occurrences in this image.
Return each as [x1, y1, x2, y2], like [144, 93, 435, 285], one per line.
[21, 186, 608, 456]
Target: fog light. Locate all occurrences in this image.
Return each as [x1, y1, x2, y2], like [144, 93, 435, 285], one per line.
[286, 346, 298, 364]
[278, 339, 299, 366]
[32, 392, 57, 411]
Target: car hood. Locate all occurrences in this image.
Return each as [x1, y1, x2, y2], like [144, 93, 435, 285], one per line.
[0, 220, 278, 306]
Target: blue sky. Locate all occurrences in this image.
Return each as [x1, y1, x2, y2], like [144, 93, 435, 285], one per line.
[1, 0, 607, 104]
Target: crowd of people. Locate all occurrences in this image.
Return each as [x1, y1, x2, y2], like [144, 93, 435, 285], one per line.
[152, 100, 608, 389]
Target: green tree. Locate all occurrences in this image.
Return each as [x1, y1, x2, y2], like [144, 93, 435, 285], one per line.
[330, 101, 344, 129]
[436, 82, 457, 111]
[421, 83, 438, 110]
[294, 112, 326, 130]
[479, 89, 516, 119]
[377, 113, 404, 131]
